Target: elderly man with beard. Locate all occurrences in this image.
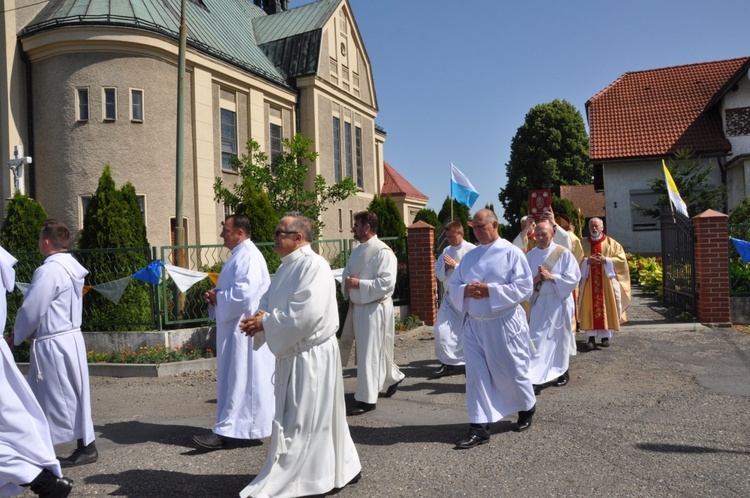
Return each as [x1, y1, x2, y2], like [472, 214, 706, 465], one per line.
[578, 217, 631, 350]
[526, 221, 580, 394]
[449, 209, 536, 449]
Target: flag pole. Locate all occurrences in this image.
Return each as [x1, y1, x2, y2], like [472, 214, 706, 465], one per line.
[450, 163, 454, 221]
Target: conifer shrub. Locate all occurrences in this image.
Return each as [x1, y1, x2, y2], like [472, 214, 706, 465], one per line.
[78, 166, 153, 331]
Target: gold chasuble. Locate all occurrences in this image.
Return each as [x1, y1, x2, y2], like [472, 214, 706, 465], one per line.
[579, 234, 631, 331]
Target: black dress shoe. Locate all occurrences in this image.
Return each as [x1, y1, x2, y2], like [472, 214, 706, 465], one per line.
[454, 434, 490, 449]
[57, 440, 98, 468]
[431, 364, 456, 378]
[27, 469, 73, 498]
[555, 370, 570, 387]
[383, 379, 402, 398]
[600, 338, 610, 347]
[347, 401, 376, 416]
[516, 404, 536, 432]
[533, 384, 541, 395]
[584, 337, 596, 351]
[193, 432, 227, 450]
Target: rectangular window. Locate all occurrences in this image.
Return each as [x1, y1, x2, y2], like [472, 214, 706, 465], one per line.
[221, 108, 237, 171]
[630, 191, 661, 231]
[103, 88, 117, 120]
[77, 88, 89, 121]
[338, 208, 343, 232]
[345, 121, 353, 179]
[81, 194, 145, 226]
[355, 126, 363, 189]
[130, 89, 144, 122]
[333, 117, 342, 182]
[270, 123, 283, 162]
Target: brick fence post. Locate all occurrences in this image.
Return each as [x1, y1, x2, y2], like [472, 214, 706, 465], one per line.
[693, 209, 730, 324]
[407, 221, 437, 325]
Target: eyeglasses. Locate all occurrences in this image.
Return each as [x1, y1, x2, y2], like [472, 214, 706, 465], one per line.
[274, 229, 300, 238]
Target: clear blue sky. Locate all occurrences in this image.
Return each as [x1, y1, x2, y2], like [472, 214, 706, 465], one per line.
[291, 0, 750, 223]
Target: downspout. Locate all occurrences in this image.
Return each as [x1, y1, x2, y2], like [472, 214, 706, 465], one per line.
[22, 49, 34, 198]
[717, 156, 728, 213]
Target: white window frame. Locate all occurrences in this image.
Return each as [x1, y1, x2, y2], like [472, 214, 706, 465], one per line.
[80, 194, 147, 228]
[130, 88, 144, 122]
[220, 108, 238, 172]
[103, 87, 117, 121]
[76, 87, 89, 122]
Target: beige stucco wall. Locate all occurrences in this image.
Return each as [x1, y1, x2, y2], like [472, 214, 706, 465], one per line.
[31, 52, 194, 248]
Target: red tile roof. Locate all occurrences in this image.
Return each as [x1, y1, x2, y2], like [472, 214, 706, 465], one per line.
[560, 185, 605, 218]
[382, 161, 428, 200]
[587, 57, 750, 161]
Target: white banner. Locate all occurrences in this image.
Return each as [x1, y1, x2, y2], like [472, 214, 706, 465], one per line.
[164, 264, 208, 293]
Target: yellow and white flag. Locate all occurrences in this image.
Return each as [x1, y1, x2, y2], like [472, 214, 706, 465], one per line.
[662, 160, 688, 217]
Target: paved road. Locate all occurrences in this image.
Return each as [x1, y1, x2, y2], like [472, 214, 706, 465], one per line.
[29, 291, 750, 497]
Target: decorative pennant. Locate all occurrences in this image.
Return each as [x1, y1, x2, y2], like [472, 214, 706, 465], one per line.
[132, 260, 165, 285]
[164, 264, 208, 293]
[83, 286, 92, 297]
[92, 276, 132, 305]
[207, 272, 219, 286]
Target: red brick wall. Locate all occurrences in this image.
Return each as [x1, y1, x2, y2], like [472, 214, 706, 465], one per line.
[693, 210, 730, 324]
[407, 221, 437, 325]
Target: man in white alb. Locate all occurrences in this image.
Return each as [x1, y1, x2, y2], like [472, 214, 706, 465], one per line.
[239, 213, 361, 498]
[449, 209, 536, 449]
[2, 244, 73, 497]
[340, 211, 405, 416]
[13, 220, 97, 468]
[526, 221, 580, 394]
[193, 214, 275, 450]
[432, 221, 475, 378]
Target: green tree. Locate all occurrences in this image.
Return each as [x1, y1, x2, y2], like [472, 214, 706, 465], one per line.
[498, 99, 591, 233]
[0, 192, 48, 252]
[214, 133, 357, 239]
[0, 192, 47, 335]
[413, 207, 440, 229]
[367, 195, 407, 261]
[78, 165, 152, 331]
[437, 196, 471, 236]
[636, 149, 727, 219]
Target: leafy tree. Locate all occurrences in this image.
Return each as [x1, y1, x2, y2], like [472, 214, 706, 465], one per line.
[636, 149, 727, 219]
[413, 207, 440, 229]
[78, 165, 152, 331]
[214, 133, 357, 239]
[498, 99, 591, 233]
[0, 193, 47, 336]
[437, 196, 471, 236]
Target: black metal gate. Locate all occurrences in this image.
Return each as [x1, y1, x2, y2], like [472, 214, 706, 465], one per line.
[660, 211, 696, 315]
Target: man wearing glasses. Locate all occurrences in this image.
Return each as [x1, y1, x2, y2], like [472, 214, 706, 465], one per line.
[193, 215, 274, 450]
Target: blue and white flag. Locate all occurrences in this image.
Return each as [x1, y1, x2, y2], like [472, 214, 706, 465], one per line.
[450, 163, 479, 208]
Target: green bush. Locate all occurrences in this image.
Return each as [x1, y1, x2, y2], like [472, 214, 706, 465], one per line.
[626, 253, 663, 298]
[0, 193, 47, 336]
[78, 166, 153, 331]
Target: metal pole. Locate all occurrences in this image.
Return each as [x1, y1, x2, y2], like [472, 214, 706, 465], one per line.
[174, 0, 187, 251]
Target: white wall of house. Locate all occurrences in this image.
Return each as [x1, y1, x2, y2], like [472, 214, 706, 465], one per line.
[722, 73, 750, 209]
[604, 157, 722, 254]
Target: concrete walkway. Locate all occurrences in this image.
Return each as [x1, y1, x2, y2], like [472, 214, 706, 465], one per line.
[32, 288, 750, 497]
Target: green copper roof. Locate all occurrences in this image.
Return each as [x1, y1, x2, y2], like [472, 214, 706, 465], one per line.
[253, 0, 339, 79]
[22, 0, 289, 86]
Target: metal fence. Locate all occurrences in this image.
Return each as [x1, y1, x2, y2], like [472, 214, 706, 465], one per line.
[5, 236, 408, 332]
[660, 211, 696, 316]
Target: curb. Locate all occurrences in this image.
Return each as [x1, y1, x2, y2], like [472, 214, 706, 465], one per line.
[17, 357, 217, 378]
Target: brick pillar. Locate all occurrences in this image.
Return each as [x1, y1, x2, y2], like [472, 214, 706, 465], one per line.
[693, 209, 730, 324]
[407, 221, 437, 325]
